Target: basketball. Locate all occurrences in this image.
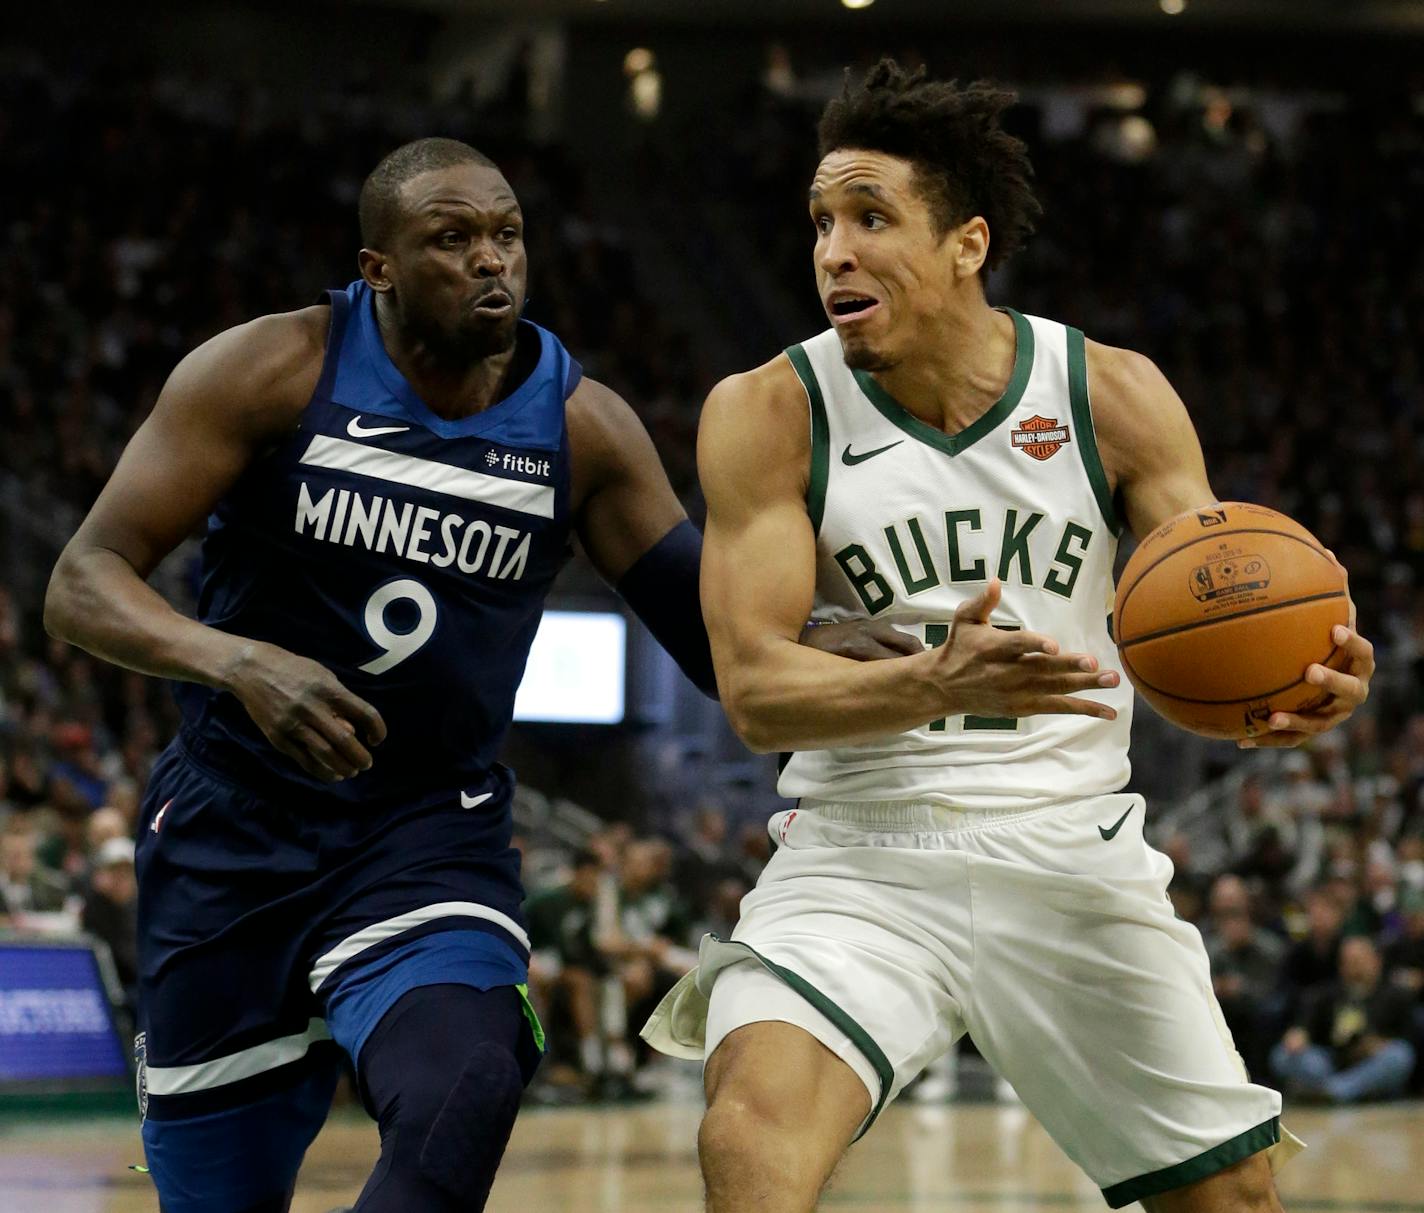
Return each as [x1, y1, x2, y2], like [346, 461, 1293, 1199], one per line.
[1112, 502, 1350, 740]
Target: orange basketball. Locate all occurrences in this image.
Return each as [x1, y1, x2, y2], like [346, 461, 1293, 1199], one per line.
[1112, 502, 1350, 740]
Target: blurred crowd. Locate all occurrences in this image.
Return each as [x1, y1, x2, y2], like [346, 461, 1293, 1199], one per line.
[1, 40, 1423, 1105]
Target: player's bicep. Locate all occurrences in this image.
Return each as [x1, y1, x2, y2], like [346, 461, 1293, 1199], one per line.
[1091, 343, 1215, 539]
[570, 380, 688, 582]
[66, 317, 318, 577]
[696, 377, 816, 663]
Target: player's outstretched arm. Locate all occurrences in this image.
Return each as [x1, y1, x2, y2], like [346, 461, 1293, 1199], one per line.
[1089, 341, 1372, 747]
[44, 310, 386, 781]
[698, 359, 1118, 753]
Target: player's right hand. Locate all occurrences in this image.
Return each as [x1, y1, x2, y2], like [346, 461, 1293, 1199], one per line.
[225, 640, 387, 781]
[932, 579, 1120, 721]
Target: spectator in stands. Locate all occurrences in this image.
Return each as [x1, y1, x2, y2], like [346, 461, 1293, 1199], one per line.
[1161, 828, 1210, 923]
[1280, 887, 1345, 1014]
[1204, 878, 1287, 1077]
[1271, 936, 1417, 1103]
[0, 822, 70, 917]
[82, 836, 138, 1010]
[526, 849, 615, 1093]
[1384, 886, 1424, 999]
[674, 804, 742, 911]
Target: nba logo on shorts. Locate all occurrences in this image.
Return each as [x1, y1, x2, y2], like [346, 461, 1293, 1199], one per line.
[778, 810, 798, 843]
[134, 1032, 149, 1121]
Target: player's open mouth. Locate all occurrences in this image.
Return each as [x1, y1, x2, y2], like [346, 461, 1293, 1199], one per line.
[827, 293, 881, 325]
[471, 291, 513, 316]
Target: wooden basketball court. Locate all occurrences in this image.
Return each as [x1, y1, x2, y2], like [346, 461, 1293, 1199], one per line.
[2, 1098, 1420, 1211]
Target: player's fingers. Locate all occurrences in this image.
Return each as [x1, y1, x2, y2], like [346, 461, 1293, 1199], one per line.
[1330, 625, 1375, 681]
[1017, 652, 1121, 688]
[308, 712, 375, 772]
[1304, 662, 1367, 707]
[1239, 730, 1312, 749]
[1032, 695, 1119, 721]
[269, 728, 345, 782]
[994, 629, 1062, 658]
[327, 686, 388, 746]
[862, 621, 925, 655]
[954, 577, 1002, 627]
[289, 723, 362, 781]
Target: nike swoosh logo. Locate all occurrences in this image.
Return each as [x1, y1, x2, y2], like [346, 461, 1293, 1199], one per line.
[1098, 806, 1135, 841]
[347, 416, 411, 439]
[461, 790, 494, 810]
[842, 440, 904, 466]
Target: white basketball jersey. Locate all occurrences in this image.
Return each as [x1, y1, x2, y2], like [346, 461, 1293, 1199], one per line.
[778, 309, 1133, 811]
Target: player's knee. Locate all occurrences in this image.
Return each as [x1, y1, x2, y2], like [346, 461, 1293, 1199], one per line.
[414, 1041, 524, 1200]
[1142, 1152, 1282, 1213]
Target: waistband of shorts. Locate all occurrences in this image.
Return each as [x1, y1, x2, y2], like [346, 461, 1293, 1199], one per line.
[799, 796, 1076, 833]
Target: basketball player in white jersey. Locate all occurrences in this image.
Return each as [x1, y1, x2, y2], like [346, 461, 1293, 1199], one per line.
[643, 62, 1373, 1212]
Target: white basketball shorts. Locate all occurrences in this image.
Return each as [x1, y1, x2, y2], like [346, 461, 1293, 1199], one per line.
[642, 794, 1303, 1208]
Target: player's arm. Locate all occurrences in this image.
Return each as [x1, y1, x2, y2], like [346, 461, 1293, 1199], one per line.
[698, 360, 1118, 753]
[567, 378, 920, 697]
[44, 310, 385, 781]
[1089, 340, 1371, 747]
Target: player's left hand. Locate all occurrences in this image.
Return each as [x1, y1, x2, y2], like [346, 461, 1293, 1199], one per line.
[1240, 552, 1373, 749]
[801, 619, 924, 661]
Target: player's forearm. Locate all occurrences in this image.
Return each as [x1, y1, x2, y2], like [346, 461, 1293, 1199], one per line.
[45, 546, 249, 689]
[719, 637, 950, 752]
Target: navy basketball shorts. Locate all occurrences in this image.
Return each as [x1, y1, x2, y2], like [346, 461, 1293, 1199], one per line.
[132, 735, 544, 1213]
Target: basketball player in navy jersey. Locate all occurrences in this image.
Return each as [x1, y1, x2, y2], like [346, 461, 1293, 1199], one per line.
[44, 138, 909, 1213]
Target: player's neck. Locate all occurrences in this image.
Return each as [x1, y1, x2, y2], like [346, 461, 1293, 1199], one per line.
[378, 310, 522, 419]
[873, 304, 1016, 435]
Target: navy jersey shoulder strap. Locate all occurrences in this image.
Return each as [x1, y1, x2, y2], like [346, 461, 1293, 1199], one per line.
[311, 287, 355, 405]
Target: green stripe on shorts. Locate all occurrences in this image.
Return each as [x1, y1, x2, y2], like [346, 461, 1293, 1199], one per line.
[1101, 1116, 1279, 1208]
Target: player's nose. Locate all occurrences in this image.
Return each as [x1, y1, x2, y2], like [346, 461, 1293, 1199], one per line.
[468, 238, 505, 276]
[818, 223, 859, 276]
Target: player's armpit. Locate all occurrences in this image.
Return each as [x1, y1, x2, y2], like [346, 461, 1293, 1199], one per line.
[1086, 342, 1216, 540]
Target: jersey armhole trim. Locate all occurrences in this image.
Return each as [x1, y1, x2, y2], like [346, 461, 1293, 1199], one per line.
[1066, 327, 1123, 537]
[310, 288, 353, 407]
[786, 345, 829, 537]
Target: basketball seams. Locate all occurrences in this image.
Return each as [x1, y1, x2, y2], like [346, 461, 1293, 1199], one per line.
[1117, 589, 1347, 649]
[1115, 527, 1338, 640]
[1123, 641, 1344, 706]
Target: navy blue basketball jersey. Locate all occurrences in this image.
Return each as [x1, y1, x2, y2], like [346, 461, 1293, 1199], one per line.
[176, 280, 580, 806]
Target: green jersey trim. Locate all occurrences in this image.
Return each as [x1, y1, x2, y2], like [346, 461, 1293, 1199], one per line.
[849, 308, 1035, 458]
[1066, 326, 1123, 536]
[1101, 1117, 1279, 1209]
[787, 344, 830, 536]
[712, 936, 894, 1140]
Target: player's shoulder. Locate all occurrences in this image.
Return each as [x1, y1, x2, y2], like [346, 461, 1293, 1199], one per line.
[1081, 336, 1181, 439]
[701, 351, 807, 431]
[168, 304, 330, 416]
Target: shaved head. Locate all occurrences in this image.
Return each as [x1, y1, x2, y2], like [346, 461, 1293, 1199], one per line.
[359, 137, 500, 248]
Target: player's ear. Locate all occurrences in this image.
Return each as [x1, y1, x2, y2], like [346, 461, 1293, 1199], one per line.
[953, 217, 990, 280]
[358, 248, 393, 292]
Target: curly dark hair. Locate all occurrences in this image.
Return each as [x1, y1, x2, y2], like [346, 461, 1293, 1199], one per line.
[817, 59, 1041, 272]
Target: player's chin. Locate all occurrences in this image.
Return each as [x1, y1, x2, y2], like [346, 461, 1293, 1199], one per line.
[839, 335, 894, 373]
[458, 314, 519, 359]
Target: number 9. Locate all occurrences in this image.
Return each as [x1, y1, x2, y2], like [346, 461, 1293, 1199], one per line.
[359, 579, 437, 675]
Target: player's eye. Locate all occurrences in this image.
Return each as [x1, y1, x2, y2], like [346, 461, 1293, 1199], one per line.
[863, 213, 888, 231]
[498, 227, 521, 243]
[437, 231, 466, 247]
[813, 214, 832, 236]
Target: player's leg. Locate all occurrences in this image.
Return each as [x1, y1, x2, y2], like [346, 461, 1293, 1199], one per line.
[1140, 1153, 1284, 1213]
[345, 982, 538, 1213]
[141, 1051, 341, 1213]
[961, 795, 1299, 1211]
[701, 1017, 868, 1213]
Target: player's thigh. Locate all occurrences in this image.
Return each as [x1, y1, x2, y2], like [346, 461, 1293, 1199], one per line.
[702, 1018, 868, 1182]
[967, 857, 1291, 1208]
[140, 1050, 341, 1213]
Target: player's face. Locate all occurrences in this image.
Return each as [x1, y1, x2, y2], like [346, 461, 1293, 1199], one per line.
[389, 164, 528, 361]
[809, 150, 962, 371]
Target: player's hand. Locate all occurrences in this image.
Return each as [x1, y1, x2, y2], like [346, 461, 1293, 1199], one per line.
[224, 640, 387, 781]
[1239, 552, 1373, 749]
[800, 619, 925, 661]
[931, 579, 1120, 721]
